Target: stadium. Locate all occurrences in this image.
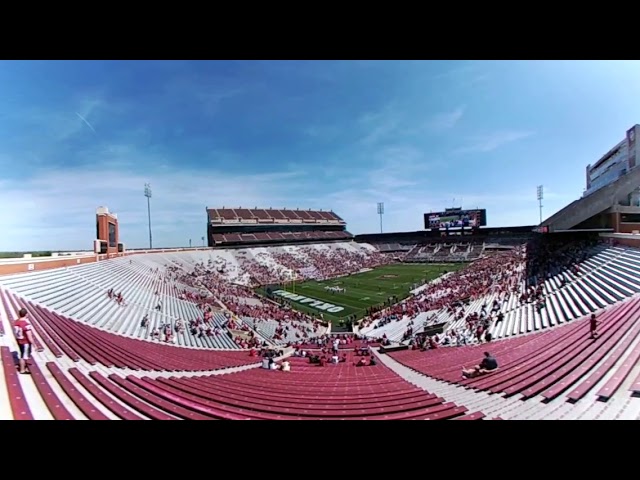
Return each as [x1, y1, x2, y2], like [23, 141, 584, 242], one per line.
[2, 64, 640, 420]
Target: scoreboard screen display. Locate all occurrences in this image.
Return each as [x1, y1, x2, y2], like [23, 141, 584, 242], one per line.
[108, 222, 117, 247]
[424, 208, 487, 229]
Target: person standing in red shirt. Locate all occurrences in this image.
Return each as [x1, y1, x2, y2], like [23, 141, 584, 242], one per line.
[13, 308, 35, 374]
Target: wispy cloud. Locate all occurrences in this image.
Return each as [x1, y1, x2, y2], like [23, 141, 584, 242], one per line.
[302, 124, 341, 142]
[163, 74, 252, 118]
[426, 106, 465, 131]
[1, 94, 117, 147]
[432, 62, 490, 88]
[454, 130, 535, 154]
[75, 112, 96, 133]
[358, 104, 401, 146]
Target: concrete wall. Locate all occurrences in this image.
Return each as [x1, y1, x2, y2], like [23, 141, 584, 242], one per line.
[543, 165, 640, 231]
[600, 232, 640, 248]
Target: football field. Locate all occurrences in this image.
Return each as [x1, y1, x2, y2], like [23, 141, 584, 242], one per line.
[259, 263, 466, 324]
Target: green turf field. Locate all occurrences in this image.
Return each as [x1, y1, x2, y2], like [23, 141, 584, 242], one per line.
[257, 263, 466, 324]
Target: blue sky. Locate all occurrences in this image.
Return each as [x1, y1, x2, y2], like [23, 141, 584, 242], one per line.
[1, 60, 640, 251]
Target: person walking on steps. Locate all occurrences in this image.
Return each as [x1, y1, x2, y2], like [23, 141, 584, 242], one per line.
[589, 313, 600, 339]
[13, 308, 35, 375]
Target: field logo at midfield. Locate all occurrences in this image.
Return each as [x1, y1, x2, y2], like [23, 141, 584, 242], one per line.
[379, 274, 399, 279]
[272, 290, 344, 313]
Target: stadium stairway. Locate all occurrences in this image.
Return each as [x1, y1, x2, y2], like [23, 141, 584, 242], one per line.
[383, 296, 640, 419]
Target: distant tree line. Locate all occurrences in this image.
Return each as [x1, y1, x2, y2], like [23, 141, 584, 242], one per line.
[0, 251, 53, 259]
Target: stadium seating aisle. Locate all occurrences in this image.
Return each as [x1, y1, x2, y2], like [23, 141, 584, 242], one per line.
[389, 297, 640, 411]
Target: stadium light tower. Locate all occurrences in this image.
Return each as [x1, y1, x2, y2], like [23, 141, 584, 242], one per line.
[144, 183, 153, 249]
[537, 185, 544, 224]
[377, 202, 385, 234]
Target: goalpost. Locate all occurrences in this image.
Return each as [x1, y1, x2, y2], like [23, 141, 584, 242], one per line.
[288, 269, 296, 294]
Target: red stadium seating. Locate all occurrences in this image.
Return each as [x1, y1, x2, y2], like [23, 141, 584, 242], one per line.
[103, 355, 469, 419]
[390, 297, 640, 403]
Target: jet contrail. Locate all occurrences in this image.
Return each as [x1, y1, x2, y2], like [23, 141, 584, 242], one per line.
[75, 112, 96, 133]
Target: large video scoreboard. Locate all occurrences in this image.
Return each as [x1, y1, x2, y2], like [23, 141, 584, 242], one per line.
[424, 208, 487, 230]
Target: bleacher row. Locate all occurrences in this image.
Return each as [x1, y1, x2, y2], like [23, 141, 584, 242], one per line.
[390, 296, 640, 418]
[208, 207, 343, 223]
[212, 230, 353, 245]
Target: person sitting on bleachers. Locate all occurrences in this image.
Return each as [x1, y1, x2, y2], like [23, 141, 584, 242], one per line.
[462, 352, 498, 378]
[164, 324, 173, 343]
[140, 315, 149, 330]
[151, 328, 160, 340]
[281, 360, 291, 372]
[369, 357, 377, 366]
[356, 357, 367, 367]
[175, 319, 184, 334]
[339, 353, 347, 363]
